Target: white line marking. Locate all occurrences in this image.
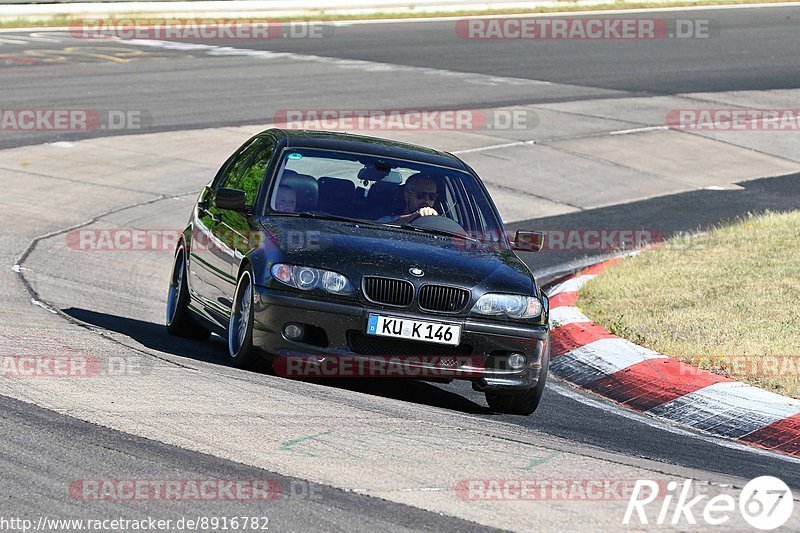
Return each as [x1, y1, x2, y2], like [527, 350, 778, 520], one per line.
[348, 486, 448, 493]
[120, 38, 551, 87]
[452, 139, 535, 154]
[702, 184, 745, 191]
[26, 32, 65, 43]
[609, 125, 669, 135]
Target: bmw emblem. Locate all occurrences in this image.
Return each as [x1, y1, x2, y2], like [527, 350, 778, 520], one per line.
[409, 267, 424, 277]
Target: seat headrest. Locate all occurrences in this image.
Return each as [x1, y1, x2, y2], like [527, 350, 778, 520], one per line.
[280, 173, 318, 211]
[319, 177, 355, 196]
[367, 181, 400, 202]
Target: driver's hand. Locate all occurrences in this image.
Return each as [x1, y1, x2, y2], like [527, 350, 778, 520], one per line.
[417, 207, 438, 217]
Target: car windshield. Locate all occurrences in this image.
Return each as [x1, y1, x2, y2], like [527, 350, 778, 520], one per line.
[266, 148, 505, 242]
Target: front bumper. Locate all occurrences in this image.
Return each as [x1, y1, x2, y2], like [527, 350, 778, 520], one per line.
[252, 287, 549, 391]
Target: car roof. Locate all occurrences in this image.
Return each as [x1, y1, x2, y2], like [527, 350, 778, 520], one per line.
[263, 128, 470, 171]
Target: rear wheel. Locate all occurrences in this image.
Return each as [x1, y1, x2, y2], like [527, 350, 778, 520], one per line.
[166, 246, 210, 341]
[228, 269, 259, 368]
[485, 351, 549, 415]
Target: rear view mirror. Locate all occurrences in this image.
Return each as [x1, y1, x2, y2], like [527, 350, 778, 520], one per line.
[215, 188, 248, 212]
[511, 230, 544, 252]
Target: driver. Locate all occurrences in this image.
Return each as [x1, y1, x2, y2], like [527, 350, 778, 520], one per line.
[384, 173, 439, 224]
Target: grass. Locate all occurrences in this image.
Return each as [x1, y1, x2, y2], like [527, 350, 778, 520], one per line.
[577, 211, 800, 399]
[1, 0, 799, 29]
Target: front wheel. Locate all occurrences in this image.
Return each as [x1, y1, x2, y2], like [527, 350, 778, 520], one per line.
[166, 246, 210, 341]
[228, 269, 260, 368]
[485, 351, 549, 415]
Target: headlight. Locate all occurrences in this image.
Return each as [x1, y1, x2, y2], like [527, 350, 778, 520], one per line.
[471, 293, 543, 319]
[272, 263, 293, 285]
[270, 263, 354, 295]
[321, 270, 350, 294]
[295, 267, 319, 289]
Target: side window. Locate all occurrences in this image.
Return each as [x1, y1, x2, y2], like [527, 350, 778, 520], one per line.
[238, 136, 276, 206]
[215, 137, 264, 191]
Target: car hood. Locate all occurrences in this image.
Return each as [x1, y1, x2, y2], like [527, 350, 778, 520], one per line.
[257, 216, 536, 294]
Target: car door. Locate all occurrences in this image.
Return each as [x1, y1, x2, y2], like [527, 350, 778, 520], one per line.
[189, 135, 265, 324]
[225, 134, 277, 268]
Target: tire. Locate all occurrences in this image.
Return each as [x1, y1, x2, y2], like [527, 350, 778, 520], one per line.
[485, 350, 549, 415]
[166, 245, 211, 341]
[228, 269, 259, 368]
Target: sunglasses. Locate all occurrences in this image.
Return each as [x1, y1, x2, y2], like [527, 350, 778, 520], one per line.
[408, 189, 439, 201]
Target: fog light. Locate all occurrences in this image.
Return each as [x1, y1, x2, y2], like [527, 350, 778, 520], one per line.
[508, 353, 526, 370]
[284, 324, 303, 340]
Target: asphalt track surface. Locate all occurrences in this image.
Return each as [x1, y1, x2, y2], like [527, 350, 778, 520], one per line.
[0, 394, 495, 532]
[1, 6, 800, 148]
[2, 5, 800, 530]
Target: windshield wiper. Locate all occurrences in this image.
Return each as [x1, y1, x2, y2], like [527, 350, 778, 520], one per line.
[279, 212, 388, 228]
[393, 224, 479, 242]
[273, 212, 480, 242]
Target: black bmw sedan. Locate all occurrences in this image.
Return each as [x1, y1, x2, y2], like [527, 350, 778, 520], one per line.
[166, 129, 550, 414]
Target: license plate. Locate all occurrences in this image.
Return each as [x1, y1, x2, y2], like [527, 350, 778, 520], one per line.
[366, 314, 461, 346]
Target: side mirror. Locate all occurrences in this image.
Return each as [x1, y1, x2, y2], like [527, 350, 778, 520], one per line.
[214, 188, 248, 212]
[511, 230, 544, 252]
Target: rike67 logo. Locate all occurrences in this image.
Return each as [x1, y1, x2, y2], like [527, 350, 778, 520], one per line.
[624, 477, 794, 530]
